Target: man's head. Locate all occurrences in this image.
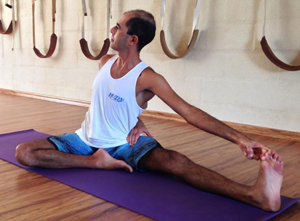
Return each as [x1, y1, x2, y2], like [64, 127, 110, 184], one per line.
[110, 10, 156, 52]
[124, 10, 156, 52]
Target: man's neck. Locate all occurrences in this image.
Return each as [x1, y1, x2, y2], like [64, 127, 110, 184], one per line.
[117, 49, 141, 67]
[110, 50, 141, 79]
[116, 50, 141, 70]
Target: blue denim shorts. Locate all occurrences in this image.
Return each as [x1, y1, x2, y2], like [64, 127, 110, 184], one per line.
[48, 133, 161, 171]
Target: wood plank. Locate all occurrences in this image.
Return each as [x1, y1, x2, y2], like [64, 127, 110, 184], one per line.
[0, 93, 299, 220]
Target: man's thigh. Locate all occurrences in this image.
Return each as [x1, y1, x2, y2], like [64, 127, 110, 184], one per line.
[138, 147, 192, 175]
[17, 138, 57, 151]
[48, 133, 96, 155]
[138, 147, 169, 171]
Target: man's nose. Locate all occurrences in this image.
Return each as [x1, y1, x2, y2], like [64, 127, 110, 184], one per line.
[110, 26, 116, 34]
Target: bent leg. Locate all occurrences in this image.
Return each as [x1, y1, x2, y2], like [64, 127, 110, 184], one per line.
[16, 138, 58, 166]
[15, 138, 132, 172]
[139, 148, 283, 212]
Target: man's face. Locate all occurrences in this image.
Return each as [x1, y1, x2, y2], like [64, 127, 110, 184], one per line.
[110, 13, 133, 51]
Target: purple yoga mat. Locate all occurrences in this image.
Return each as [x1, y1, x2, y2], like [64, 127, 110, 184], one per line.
[0, 129, 299, 221]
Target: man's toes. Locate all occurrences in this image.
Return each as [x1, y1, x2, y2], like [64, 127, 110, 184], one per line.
[262, 152, 271, 160]
[120, 161, 133, 172]
[115, 160, 133, 172]
[126, 165, 133, 173]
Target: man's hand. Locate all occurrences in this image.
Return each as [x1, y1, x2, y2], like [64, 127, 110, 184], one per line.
[127, 118, 153, 146]
[238, 138, 269, 160]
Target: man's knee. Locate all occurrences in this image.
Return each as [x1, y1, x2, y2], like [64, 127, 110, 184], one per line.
[142, 148, 191, 175]
[165, 150, 191, 175]
[15, 143, 35, 166]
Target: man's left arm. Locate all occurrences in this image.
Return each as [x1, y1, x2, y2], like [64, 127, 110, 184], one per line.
[178, 105, 268, 160]
[143, 70, 268, 160]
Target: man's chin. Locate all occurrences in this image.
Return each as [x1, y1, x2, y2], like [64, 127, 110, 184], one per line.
[110, 44, 119, 51]
[110, 41, 115, 48]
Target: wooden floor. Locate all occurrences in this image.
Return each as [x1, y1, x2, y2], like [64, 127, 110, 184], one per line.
[0, 93, 299, 220]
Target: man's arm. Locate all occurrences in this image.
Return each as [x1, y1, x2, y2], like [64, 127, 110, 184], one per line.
[140, 69, 267, 160]
[127, 118, 153, 146]
[98, 54, 115, 70]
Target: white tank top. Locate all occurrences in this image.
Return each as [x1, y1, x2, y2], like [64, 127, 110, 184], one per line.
[76, 55, 148, 148]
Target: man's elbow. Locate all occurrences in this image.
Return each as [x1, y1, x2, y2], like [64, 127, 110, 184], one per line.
[179, 105, 197, 125]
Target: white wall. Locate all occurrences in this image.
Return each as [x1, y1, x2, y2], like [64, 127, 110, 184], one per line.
[0, 0, 300, 132]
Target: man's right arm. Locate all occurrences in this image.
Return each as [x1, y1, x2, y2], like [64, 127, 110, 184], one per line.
[98, 54, 115, 70]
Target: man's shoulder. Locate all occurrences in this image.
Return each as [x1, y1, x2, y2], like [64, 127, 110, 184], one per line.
[139, 66, 167, 87]
[98, 54, 116, 69]
[141, 66, 159, 77]
[142, 66, 167, 80]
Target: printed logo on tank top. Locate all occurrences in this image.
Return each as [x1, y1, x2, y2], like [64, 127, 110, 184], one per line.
[108, 93, 124, 103]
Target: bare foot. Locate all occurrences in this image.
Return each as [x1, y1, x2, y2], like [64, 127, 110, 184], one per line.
[250, 150, 283, 211]
[92, 149, 133, 173]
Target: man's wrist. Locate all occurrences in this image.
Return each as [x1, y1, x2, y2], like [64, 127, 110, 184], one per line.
[230, 132, 251, 146]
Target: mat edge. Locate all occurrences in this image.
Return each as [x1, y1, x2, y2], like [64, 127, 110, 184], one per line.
[0, 129, 36, 138]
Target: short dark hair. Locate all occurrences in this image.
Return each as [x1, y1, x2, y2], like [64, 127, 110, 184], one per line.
[124, 10, 156, 52]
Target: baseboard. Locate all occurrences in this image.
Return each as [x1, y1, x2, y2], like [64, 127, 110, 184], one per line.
[142, 110, 300, 142]
[1, 88, 299, 142]
[0, 88, 90, 107]
[142, 110, 186, 122]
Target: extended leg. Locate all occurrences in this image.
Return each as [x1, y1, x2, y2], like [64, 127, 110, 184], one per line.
[15, 139, 133, 172]
[139, 148, 283, 212]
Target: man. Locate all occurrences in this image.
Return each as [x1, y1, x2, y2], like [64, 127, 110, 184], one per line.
[16, 10, 283, 212]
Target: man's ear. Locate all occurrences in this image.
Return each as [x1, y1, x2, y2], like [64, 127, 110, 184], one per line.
[130, 35, 138, 46]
